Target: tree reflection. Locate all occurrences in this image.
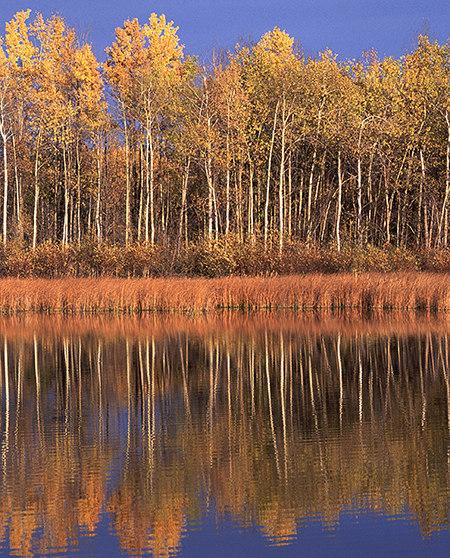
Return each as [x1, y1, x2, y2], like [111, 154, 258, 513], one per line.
[0, 314, 449, 555]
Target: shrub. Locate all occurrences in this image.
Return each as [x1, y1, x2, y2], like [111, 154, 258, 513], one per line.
[0, 238, 447, 277]
[176, 238, 237, 277]
[31, 242, 76, 277]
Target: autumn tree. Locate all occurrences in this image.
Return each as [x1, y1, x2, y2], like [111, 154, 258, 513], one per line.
[0, 37, 13, 245]
[105, 14, 184, 245]
[210, 57, 250, 241]
[0, 10, 36, 244]
[71, 43, 107, 243]
[235, 28, 303, 251]
[403, 37, 450, 247]
[399, 36, 450, 248]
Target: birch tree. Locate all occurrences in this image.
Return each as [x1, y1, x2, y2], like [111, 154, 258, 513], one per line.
[105, 14, 183, 245]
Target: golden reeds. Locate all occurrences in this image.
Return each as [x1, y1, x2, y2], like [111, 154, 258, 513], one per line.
[0, 272, 448, 314]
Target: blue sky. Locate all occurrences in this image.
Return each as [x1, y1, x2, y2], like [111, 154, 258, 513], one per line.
[0, 0, 448, 61]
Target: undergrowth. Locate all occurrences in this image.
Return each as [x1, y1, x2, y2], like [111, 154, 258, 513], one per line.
[0, 237, 448, 278]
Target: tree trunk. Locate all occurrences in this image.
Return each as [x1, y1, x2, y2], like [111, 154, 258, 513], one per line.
[225, 132, 230, 237]
[279, 98, 286, 255]
[437, 111, 450, 247]
[62, 147, 70, 245]
[287, 152, 292, 241]
[307, 104, 323, 244]
[357, 124, 364, 247]
[177, 156, 190, 252]
[32, 129, 42, 249]
[205, 154, 214, 242]
[236, 165, 244, 242]
[123, 104, 131, 246]
[12, 136, 23, 241]
[264, 100, 279, 251]
[307, 148, 317, 243]
[145, 123, 155, 245]
[336, 150, 343, 251]
[137, 142, 143, 241]
[248, 154, 254, 242]
[95, 134, 103, 244]
[420, 149, 429, 249]
[1, 129, 8, 245]
[384, 166, 391, 245]
[76, 138, 82, 245]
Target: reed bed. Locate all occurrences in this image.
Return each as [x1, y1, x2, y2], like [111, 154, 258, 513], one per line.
[0, 272, 449, 314]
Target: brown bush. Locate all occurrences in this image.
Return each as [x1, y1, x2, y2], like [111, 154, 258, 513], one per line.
[0, 238, 448, 278]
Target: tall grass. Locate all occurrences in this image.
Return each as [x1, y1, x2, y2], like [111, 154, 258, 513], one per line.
[0, 273, 449, 313]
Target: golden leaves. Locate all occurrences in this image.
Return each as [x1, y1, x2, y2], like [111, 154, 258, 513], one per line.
[105, 14, 183, 88]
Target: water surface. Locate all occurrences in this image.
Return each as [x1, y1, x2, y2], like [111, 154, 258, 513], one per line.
[1, 312, 450, 557]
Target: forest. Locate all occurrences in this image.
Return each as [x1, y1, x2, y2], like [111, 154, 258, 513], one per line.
[0, 10, 450, 276]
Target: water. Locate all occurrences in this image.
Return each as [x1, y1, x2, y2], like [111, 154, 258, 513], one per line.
[1, 312, 450, 557]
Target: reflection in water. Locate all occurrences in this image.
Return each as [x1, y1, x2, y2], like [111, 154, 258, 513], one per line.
[0, 313, 450, 556]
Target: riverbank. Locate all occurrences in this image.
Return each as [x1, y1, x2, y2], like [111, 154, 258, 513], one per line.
[0, 272, 449, 313]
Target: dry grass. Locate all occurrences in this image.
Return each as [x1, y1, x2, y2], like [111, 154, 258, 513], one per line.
[0, 272, 449, 314]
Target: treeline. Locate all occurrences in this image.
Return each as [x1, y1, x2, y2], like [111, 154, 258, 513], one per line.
[1, 10, 450, 257]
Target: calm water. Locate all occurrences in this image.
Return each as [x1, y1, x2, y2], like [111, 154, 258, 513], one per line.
[1, 312, 450, 557]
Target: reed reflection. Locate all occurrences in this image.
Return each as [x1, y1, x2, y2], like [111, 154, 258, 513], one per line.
[0, 314, 449, 556]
